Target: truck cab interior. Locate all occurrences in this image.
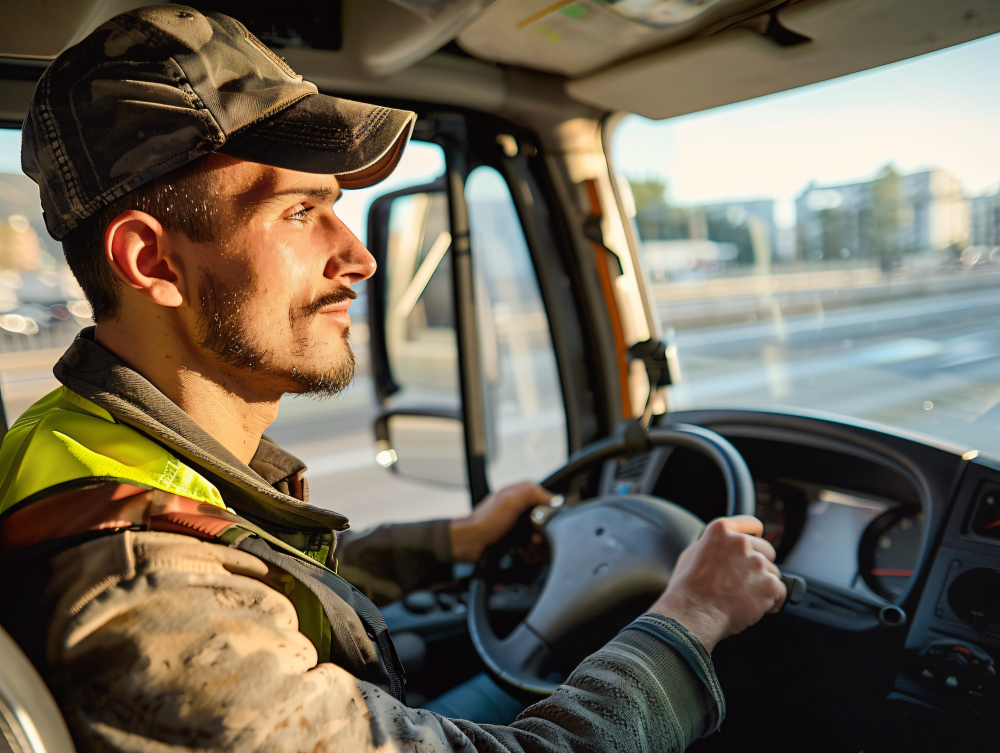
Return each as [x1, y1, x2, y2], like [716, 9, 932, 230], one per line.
[1, 1, 1000, 751]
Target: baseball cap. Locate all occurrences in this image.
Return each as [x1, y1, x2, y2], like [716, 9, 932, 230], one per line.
[20, 5, 417, 240]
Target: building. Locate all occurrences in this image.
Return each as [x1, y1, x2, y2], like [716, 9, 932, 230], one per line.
[970, 192, 1000, 248]
[694, 199, 777, 272]
[636, 198, 777, 268]
[795, 169, 969, 261]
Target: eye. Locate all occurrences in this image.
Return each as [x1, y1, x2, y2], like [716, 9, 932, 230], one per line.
[287, 205, 313, 222]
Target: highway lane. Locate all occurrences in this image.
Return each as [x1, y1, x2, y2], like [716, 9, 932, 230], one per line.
[669, 285, 1000, 455]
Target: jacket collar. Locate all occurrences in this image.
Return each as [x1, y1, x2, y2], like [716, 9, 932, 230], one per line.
[52, 328, 348, 533]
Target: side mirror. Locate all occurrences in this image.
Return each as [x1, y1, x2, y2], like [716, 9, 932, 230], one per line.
[374, 409, 467, 488]
[367, 179, 452, 403]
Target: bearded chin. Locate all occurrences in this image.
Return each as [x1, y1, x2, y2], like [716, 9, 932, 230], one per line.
[196, 269, 356, 398]
[288, 334, 356, 398]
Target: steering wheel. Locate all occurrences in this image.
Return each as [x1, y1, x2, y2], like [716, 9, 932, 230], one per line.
[468, 422, 756, 695]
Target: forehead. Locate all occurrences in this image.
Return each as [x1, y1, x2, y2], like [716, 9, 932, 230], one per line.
[209, 157, 341, 208]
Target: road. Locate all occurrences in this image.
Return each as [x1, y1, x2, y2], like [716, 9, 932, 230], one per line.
[668, 286, 1000, 455]
[5, 281, 1000, 530]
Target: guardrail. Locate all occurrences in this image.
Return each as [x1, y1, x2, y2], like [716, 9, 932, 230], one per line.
[656, 266, 1000, 331]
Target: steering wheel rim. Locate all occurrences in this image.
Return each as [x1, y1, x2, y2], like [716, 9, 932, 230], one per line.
[468, 423, 756, 695]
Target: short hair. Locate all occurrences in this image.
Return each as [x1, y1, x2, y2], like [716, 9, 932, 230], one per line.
[60, 155, 224, 322]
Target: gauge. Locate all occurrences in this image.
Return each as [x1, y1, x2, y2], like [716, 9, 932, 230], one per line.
[969, 484, 1000, 540]
[755, 480, 787, 550]
[754, 480, 809, 559]
[860, 507, 924, 601]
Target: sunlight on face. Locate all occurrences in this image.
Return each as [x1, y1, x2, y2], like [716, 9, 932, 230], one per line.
[188, 158, 376, 397]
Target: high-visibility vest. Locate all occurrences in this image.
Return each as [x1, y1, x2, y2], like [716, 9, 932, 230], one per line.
[0, 386, 405, 700]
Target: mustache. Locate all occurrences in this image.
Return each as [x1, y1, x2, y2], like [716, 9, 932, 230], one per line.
[303, 286, 357, 316]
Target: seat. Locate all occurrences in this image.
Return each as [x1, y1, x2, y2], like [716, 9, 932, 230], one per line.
[0, 626, 74, 753]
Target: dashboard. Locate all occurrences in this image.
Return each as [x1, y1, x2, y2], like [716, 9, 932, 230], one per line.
[599, 422, 927, 606]
[380, 406, 997, 748]
[597, 408, 1000, 741]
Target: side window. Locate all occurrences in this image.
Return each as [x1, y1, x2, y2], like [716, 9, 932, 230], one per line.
[466, 166, 567, 489]
[383, 190, 458, 408]
[0, 128, 90, 424]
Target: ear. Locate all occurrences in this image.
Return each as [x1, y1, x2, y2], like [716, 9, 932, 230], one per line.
[105, 210, 186, 308]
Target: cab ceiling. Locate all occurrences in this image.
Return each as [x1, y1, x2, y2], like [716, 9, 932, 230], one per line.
[0, 0, 999, 123]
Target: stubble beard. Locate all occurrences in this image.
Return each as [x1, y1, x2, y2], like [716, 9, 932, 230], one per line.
[196, 267, 356, 398]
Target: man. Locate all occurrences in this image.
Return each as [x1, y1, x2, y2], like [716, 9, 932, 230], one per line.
[0, 6, 786, 751]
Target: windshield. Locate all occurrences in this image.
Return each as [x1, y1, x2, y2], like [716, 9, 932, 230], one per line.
[612, 33, 1000, 457]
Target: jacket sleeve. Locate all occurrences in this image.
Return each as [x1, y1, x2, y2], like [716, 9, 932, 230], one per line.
[335, 519, 454, 603]
[40, 531, 722, 753]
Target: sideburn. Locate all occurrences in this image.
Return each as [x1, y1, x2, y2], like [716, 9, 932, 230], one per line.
[197, 266, 268, 371]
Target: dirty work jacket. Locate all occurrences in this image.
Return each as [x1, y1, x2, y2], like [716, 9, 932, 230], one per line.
[0, 330, 725, 752]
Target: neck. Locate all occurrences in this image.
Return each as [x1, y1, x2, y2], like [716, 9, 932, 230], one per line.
[94, 320, 280, 466]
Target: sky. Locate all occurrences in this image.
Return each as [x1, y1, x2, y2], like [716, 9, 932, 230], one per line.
[612, 31, 1000, 228]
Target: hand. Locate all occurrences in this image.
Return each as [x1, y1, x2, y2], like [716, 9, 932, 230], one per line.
[450, 482, 553, 563]
[650, 515, 786, 654]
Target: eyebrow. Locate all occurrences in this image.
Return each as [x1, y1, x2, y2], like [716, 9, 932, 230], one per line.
[249, 186, 343, 209]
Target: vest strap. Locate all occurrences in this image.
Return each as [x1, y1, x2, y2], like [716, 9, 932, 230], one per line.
[236, 536, 406, 702]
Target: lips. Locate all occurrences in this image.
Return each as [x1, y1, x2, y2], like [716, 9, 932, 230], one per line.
[308, 286, 358, 317]
[318, 300, 352, 314]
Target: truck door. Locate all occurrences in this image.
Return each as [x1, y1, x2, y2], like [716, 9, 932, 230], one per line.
[368, 115, 583, 504]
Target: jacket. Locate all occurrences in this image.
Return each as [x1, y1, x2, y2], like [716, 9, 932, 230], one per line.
[0, 329, 725, 752]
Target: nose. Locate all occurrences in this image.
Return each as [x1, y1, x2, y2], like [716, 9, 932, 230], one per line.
[324, 221, 377, 284]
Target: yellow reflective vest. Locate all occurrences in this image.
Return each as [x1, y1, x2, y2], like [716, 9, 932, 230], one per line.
[0, 385, 406, 701]
[0, 386, 224, 515]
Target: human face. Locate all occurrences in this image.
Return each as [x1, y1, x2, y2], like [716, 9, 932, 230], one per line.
[191, 160, 376, 397]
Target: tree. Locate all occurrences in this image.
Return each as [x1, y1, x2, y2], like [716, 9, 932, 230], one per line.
[705, 210, 754, 265]
[819, 207, 848, 260]
[628, 178, 668, 215]
[628, 177, 691, 242]
[863, 163, 903, 268]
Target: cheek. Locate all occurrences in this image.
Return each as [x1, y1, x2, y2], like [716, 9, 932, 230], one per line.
[249, 242, 313, 334]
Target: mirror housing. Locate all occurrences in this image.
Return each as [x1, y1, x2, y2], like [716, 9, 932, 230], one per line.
[374, 409, 467, 488]
[367, 178, 448, 404]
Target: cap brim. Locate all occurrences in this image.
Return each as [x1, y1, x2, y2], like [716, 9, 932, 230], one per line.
[220, 93, 416, 189]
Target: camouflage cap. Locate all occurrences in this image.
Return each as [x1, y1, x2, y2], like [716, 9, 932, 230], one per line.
[21, 5, 417, 240]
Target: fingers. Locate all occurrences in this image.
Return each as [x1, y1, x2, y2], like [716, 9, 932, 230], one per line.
[766, 571, 788, 614]
[747, 533, 777, 562]
[746, 531, 784, 613]
[709, 515, 764, 538]
[706, 516, 776, 560]
[706, 516, 786, 615]
[503, 482, 553, 511]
